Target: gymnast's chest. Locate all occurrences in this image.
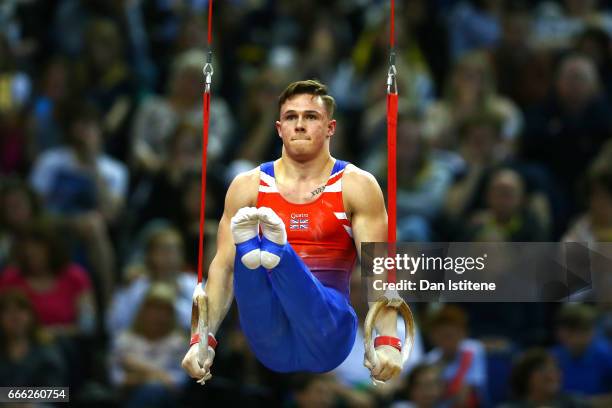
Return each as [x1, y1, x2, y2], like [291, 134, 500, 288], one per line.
[275, 180, 326, 204]
[261, 198, 346, 243]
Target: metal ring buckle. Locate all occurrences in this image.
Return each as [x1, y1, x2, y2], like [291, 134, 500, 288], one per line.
[203, 62, 214, 77]
[387, 65, 397, 94]
[203, 63, 214, 92]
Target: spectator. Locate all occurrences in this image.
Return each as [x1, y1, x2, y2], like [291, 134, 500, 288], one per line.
[29, 103, 128, 304]
[491, 1, 554, 109]
[396, 109, 454, 242]
[445, 112, 507, 219]
[563, 161, 612, 242]
[227, 67, 289, 179]
[172, 172, 222, 271]
[131, 49, 234, 175]
[0, 177, 42, 268]
[521, 53, 612, 224]
[391, 363, 445, 408]
[110, 283, 188, 408]
[133, 122, 202, 229]
[500, 348, 589, 408]
[447, 0, 504, 61]
[107, 226, 196, 335]
[443, 112, 553, 235]
[174, 14, 210, 55]
[27, 56, 73, 157]
[364, 108, 453, 241]
[142, 0, 210, 76]
[465, 168, 548, 242]
[532, 0, 612, 50]
[29, 102, 126, 221]
[0, 223, 96, 336]
[302, 16, 354, 93]
[354, 2, 437, 119]
[288, 372, 373, 408]
[458, 112, 508, 167]
[0, 0, 55, 67]
[551, 304, 612, 400]
[288, 373, 336, 408]
[424, 304, 487, 408]
[0, 289, 66, 386]
[574, 27, 612, 100]
[424, 51, 523, 151]
[74, 18, 137, 160]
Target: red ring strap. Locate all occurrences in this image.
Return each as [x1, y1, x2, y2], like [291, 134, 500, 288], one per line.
[207, 0, 213, 45]
[197, 0, 213, 285]
[374, 335, 401, 352]
[190, 333, 217, 349]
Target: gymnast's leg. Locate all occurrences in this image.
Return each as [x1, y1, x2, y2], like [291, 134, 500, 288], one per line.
[231, 208, 295, 371]
[258, 207, 358, 372]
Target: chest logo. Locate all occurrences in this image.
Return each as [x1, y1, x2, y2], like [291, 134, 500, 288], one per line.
[289, 213, 309, 231]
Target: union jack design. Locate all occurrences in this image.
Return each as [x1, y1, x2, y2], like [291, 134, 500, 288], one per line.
[290, 215, 310, 230]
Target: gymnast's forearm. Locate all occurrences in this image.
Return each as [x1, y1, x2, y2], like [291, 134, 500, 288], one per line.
[204, 258, 235, 335]
[374, 305, 399, 337]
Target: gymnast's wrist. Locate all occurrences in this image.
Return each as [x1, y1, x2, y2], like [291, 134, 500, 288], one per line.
[190, 333, 218, 349]
[374, 335, 401, 352]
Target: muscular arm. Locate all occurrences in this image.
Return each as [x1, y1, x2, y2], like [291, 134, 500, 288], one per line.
[343, 166, 397, 338]
[204, 169, 259, 335]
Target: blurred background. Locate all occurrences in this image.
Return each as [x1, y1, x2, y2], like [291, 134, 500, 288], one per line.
[1, 0, 612, 406]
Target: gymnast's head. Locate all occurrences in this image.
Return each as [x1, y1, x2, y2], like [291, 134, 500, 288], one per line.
[275, 80, 337, 160]
[278, 80, 336, 119]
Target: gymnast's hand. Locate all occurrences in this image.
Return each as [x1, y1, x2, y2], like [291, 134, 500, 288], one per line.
[181, 342, 215, 385]
[364, 344, 402, 382]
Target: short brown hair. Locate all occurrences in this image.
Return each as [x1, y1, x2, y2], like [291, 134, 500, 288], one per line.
[278, 80, 336, 118]
[145, 226, 184, 254]
[0, 289, 51, 348]
[457, 111, 503, 140]
[132, 283, 178, 337]
[14, 223, 70, 275]
[510, 348, 555, 398]
[403, 363, 441, 397]
[0, 177, 41, 228]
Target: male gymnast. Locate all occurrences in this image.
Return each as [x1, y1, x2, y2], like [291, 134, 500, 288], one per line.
[182, 80, 403, 383]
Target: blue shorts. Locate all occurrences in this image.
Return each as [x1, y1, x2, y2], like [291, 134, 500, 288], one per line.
[233, 237, 357, 373]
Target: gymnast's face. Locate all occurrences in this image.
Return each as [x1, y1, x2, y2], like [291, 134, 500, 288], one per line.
[276, 94, 336, 161]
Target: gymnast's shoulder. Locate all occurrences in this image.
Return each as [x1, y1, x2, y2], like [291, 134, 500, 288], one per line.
[341, 163, 385, 205]
[342, 163, 383, 191]
[225, 166, 260, 207]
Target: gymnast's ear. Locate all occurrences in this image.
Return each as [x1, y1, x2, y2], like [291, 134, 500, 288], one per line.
[275, 120, 282, 138]
[327, 119, 336, 138]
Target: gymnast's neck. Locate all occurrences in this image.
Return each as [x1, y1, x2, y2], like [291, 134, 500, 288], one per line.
[277, 151, 334, 182]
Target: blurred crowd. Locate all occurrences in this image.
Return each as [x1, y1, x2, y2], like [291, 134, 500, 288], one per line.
[1, 0, 612, 406]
